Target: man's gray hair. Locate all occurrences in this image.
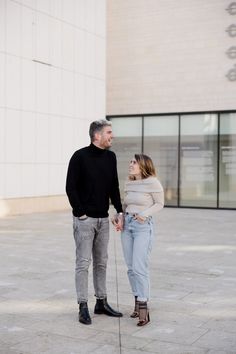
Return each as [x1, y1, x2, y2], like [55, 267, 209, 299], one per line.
[89, 120, 112, 141]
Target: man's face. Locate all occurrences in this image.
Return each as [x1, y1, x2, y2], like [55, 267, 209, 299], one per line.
[96, 126, 113, 149]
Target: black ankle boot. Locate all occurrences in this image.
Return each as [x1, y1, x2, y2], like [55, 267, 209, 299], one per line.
[94, 298, 123, 317]
[79, 302, 91, 325]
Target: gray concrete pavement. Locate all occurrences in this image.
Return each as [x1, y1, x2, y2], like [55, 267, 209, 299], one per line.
[0, 207, 236, 354]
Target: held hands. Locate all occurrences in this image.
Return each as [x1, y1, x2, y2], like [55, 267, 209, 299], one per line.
[111, 213, 147, 231]
[111, 213, 124, 231]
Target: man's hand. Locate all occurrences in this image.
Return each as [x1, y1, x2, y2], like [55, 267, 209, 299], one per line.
[111, 213, 124, 231]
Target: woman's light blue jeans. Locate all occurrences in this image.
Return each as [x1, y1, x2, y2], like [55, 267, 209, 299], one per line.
[121, 214, 154, 302]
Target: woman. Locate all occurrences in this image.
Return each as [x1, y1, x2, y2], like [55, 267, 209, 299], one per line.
[120, 154, 164, 326]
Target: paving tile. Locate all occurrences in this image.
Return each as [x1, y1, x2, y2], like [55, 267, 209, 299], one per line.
[28, 316, 99, 340]
[200, 317, 236, 333]
[88, 331, 120, 346]
[120, 334, 153, 350]
[149, 310, 208, 328]
[141, 340, 209, 354]
[135, 322, 209, 346]
[207, 350, 236, 354]
[0, 320, 35, 347]
[0, 343, 20, 354]
[121, 348, 156, 354]
[10, 332, 99, 354]
[91, 344, 121, 354]
[192, 329, 236, 351]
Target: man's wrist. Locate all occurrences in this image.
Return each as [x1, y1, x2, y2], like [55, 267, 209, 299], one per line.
[114, 212, 123, 221]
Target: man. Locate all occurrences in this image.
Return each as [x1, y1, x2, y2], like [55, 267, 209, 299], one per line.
[66, 120, 123, 325]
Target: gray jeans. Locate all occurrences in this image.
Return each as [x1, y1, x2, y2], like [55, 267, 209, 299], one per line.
[73, 216, 109, 303]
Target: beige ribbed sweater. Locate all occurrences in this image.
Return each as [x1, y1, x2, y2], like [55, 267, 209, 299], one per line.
[123, 176, 164, 217]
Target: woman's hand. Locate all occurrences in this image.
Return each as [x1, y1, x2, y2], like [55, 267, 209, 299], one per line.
[133, 215, 147, 223]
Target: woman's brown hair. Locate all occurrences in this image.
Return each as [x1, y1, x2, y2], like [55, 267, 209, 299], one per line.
[129, 154, 156, 180]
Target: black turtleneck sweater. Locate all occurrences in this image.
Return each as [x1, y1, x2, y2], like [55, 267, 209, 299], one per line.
[66, 143, 123, 217]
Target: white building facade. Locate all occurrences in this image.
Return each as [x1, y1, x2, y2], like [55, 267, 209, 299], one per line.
[0, 0, 106, 216]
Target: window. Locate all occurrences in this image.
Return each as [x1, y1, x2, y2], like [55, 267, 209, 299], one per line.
[143, 116, 179, 206]
[219, 113, 236, 208]
[110, 117, 142, 198]
[180, 114, 218, 207]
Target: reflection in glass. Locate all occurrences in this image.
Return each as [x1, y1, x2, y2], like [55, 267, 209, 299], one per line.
[180, 114, 218, 207]
[143, 116, 179, 206]
[110, 117, 142, 198]
[219, 113, 236, 208]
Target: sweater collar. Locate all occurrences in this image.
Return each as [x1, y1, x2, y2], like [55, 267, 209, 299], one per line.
[89, 143, 106, 154]
[125, 176, 162, 192]
[126, 176, 157, 185]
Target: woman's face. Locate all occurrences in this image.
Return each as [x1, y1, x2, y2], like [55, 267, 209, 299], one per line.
[129, 158, 141, 178]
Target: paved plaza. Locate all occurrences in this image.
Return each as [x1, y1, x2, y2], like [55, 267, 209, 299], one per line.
[0, 207, 236, 354]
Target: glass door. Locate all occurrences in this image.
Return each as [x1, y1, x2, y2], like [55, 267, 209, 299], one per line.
[180, 114, 218, 207]
[219, 113, 236, 208]
[143, 116, 179, 206]
[109, 117, 142, 198]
